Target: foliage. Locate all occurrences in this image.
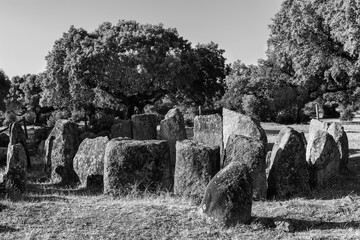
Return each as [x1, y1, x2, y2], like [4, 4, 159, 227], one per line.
[339, 106, 355, 121]
[0, 69, 10, 112]
[241, 94, 260, 120]
[46, 109, 71, 127]
[2, 112, 17, 126]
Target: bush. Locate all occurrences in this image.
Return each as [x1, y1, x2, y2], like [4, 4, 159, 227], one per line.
[242, 94, 260, 120]
[323, 104, 340, 118]
[24, 112, 36, 123]
[46, 109, 71, 127]
[339, 107, 354, 121]
[3, 112, 17, 126]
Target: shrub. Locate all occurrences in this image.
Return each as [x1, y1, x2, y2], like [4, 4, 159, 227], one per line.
[339, 107, 354, 121]
[46, 109, 71, 127]
[241, 94, 260, 120]
[3, 112, 17, 126]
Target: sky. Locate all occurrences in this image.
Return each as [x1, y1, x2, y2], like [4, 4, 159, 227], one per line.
[0, 0, 284, 79]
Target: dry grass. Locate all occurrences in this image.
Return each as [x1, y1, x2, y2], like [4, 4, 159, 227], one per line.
[1, 123, 360, 239]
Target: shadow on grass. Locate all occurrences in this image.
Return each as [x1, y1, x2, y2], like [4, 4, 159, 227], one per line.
[0, 225, 18, 233]
[26, 182, 103, 197]
[253, 216, 360, 232]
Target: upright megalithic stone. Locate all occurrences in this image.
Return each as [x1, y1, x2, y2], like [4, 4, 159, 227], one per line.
[131, 114, 158, 140]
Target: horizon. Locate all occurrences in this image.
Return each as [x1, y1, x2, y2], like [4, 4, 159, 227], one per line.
[0, 0, 283, 79]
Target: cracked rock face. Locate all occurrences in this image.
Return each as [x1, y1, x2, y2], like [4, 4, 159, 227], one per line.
[327, 122, 349, 172]
[200, 161, 252, 227]
[267, 127, 310, 200]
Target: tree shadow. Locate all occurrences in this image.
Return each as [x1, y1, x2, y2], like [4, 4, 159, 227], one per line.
[253, 216, 360, 232]
[26, 182, 103, 197]
[0, 225, 18, 233]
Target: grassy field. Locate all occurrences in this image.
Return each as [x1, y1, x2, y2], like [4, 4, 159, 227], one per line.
[1, 123, 360, 239]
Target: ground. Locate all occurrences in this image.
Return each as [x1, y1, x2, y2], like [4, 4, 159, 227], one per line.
[1, 122, 360, 239]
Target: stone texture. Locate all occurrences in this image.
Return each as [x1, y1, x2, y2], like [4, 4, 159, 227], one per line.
[73, 136, 109, 188]
[327, 122, 349, 172]
[267, 127, 311, 199]
[79, 131, 96, 143]
[104, 139, 171, 195]
[307, 130, 340, 188]
[193, 114, 223, 165]
[0, 147, 6, 168]
[6, 143, 27, 171]
[174, 140, 220, 202]
[44, 119, 79, 185]
[200, 162, 252, 227]
[8, 122, 31, 169]
[223, 134, 267, 200]
[0, 133, 9, 147]
[306, 119, 329, 162]
[222, 108, 267, 151]
[159, 108, 187, 188]
[131, 114, 157, 140]
[110, 120, 132, 139]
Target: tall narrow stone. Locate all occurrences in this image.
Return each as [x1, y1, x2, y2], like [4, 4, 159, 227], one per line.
[327, 122, 349, 172]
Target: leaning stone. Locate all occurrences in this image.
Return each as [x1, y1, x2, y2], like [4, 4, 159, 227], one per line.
[222, 108, 267, 151]
[131, 114, 158, 140]
[308, 130, 340, 188]
[174, 140, 219, 203]
[159, 108, 187, 188]
[44, 119, 79, 185]
[306, 119, 329, 162]
[200, 162, 252, 227]
[104, 139, 171, 195]
[0, 133, 9, 147]
[8, 122, 31, 169]
[267, 127, 310, 199]
[327, 122, 349, 173]
[223, 134, 266, 200]
[110, 120, 132, 139]
[193, 114, 223, 165]
[73, 136, 109, 188]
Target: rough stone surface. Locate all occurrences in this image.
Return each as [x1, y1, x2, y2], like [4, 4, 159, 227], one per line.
[200, 162, 252, 227]
[327, 122, 349, 172]
[159, 108, 187, 188]
[0, 133, 9, 147]
[193, 114, 223, 165]
[104, 139, 171, 195]
[306, 119, 329, 162]
[308, 130, 340, 188]
[223, 108, 267, 151]
[73, 136, 109, 188]
[223, 134, 266, 200]
[8, 122, 31, 169]
[79, 131, 96, 143]
[110, 120, 132, 139]
[267, 127, 310, 199]
[131, 114, 158, 140]
[6, 143, 27, 171]
[0, 147, 6, 168]
[44, 119, 79, 185]
[174, 140, 220, 202]
[4, 143, 27, 193]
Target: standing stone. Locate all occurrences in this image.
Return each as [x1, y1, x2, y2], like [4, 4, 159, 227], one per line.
[110, 120, 132, 139]
[0, 133, 9, 147]
[73, 136, 109, 188]
[267, 127, 310, 199]
[104, 139, 171, 195]
[174, 140, 220, 202]
[307, 130, 340, 188]
[0, 147, 7, 168]
[306, 119, 329, 162]
[8, 122, 31, 169]
[131, 114, 158, 140]
[3, 143, 27, 193]
[223, 108, 267, 151]
[327, 122, 349, 172]
[223, 134, 266, 200]
[44, 119, 79, 185]
[193, 114, 223, 165]
[159, 108, 187, 187]
[200, 162, 252, 226]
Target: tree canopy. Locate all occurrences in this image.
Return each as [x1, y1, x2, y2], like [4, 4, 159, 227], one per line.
[0, 69, 10, 112]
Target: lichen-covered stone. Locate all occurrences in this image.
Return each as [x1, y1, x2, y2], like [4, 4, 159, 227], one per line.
[306, 119, 329, 162]
[193, 114, 223, 165]
[159, 108, 187, 188]
[131, 114, 157, 140]
[224, 134, 266, 200]
[0, 133, 9, 147]
[223, 108, 267, 151]
[44, 119, 79, 185]
[267, 127, 310, 199]
[327, 122, 349, 172]
[308, 130, 340, 188]
[200, 162, 252, 227]
[4, 143, 27, 193]
[7, 143, 27, 171]
[104, 139, 171, 194]
[174, 140, 219, 202]
[8, 122, 31, 169]
[73, 136, 109, 188]
[110, 120, 132, 139]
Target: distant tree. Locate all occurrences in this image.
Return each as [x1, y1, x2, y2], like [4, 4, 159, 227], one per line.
[0, 69, 10, 112]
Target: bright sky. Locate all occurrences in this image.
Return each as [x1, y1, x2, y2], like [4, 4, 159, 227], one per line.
[0, 0, 283, 79]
